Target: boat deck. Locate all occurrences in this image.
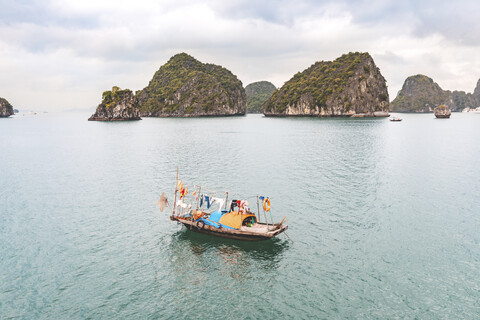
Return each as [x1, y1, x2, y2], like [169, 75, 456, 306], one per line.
[240, 223, 278, 233]
[171, 216, 288, 241]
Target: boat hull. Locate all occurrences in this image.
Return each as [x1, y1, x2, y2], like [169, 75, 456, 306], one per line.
[171, 216, 288, 241]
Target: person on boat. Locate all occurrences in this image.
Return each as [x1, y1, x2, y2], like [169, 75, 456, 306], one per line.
[242, 216, 256, 227]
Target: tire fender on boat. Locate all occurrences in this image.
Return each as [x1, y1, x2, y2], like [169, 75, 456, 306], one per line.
[196, 220, 205, 230]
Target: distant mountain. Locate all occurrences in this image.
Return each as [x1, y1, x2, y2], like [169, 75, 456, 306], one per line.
[136, 53, 246, 117]
[0, 97, 14, 117]
[391, 75, 480, 112]
[263, 52, 389, 117]
[245, 81, 276, 114]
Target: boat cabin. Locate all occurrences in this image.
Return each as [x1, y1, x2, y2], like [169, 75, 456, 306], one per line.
[208, 210, 257, 229]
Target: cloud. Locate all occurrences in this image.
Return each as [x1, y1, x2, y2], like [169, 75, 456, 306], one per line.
[409, 0, 480, 46]
[0, 0, 479, 111]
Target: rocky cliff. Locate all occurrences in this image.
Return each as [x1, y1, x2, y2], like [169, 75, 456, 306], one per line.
[136, 53, 246, 117]
[263, 52, 389, 117]
[474, 79, 480, 101]
[391, 75, 480, 112]
[88, 87, 141, 121]
[0, 97, 14, 117]
[245, 81, 276, 114]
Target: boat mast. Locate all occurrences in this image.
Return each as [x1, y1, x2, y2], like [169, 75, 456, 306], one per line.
[224, 192, 228, 211]
[173, 167, 178, 216]
[256, 195, 260, 223]
[262, 197, 269, 228]
[196, 186, 202, 210]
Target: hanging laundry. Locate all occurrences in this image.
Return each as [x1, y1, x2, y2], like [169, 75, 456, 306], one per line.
[212, 197, 225, 212]
[205, 195, 210, 208]
[259, 196, 265, 201]
[192, 190, 197, 196]
[177, 180, 183, 191]
[176, 200, 187, 209]
[230, 200, 238, 211]
[199, 194, 204, 207]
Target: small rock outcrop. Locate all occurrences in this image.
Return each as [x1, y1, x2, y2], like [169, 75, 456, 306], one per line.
[391, 75, 480, 112]
[88, 87, 141, 121]
[136, 53, 246, 117]
[245, 81, 276, 114]
[263, 52, 389, 117]
[0, 97, 14, 117]
[462, 107, 480, 112]
[434, 105, 451, 118]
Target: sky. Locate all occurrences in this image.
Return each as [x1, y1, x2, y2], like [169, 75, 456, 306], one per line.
[1, 0, 480, 111]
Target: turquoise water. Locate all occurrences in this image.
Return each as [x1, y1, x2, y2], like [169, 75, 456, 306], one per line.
[1, 113, 479, 319]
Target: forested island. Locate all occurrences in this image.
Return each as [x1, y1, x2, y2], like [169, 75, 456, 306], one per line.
[88, 87, 141, 121]
[263, 52, 389, 117]
[0, 97, 14, 118]
[136, 53, 246, 117]
[87, 52, 480, 120]
[391, 75, 480, 112]
[245, 81, 276, 114]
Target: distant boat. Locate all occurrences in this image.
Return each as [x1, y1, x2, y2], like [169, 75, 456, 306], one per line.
[390, 116, 402, 121]
[157, 170, 288, 241]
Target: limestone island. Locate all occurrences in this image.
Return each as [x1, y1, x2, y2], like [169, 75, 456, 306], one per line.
[245, 81, 276, 114]
[88, 87, 141, 121]
[434, 105, 451, 118]
[391, 75, 480, 112]
[0, 97, 14, 118]
[136, 53, 246, 117]
[263, 52, 389, 117]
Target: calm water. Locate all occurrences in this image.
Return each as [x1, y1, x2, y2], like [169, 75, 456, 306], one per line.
[1, 113, 479, 319]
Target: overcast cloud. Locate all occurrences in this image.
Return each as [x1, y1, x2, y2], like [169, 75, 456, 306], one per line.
[1, 0, 479, 111]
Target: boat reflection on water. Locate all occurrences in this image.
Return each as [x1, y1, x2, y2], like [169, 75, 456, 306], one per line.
[167, 230, 290, 283]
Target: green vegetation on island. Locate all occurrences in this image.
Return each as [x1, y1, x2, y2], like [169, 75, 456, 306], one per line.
[88, 87, 141, 121]
[136, 53, 246, 116]
[264, 52, 389, 117]
[102, 86, 133, 108]
[245, 81, 276, 113]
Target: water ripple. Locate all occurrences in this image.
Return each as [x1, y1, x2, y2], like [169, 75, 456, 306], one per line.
[1, 113, 480, 318]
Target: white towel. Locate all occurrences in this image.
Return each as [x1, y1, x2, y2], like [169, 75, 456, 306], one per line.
[212, 197, 225, 211]
[176, 200, 187, 209]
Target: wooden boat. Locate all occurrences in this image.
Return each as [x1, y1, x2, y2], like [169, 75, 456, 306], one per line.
[389, 116, 402, 121]
[170, 215, 288, 241]
[158, 171, 288, 241]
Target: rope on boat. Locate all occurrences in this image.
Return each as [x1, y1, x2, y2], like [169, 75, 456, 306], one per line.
[283, 231, 293, 243]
